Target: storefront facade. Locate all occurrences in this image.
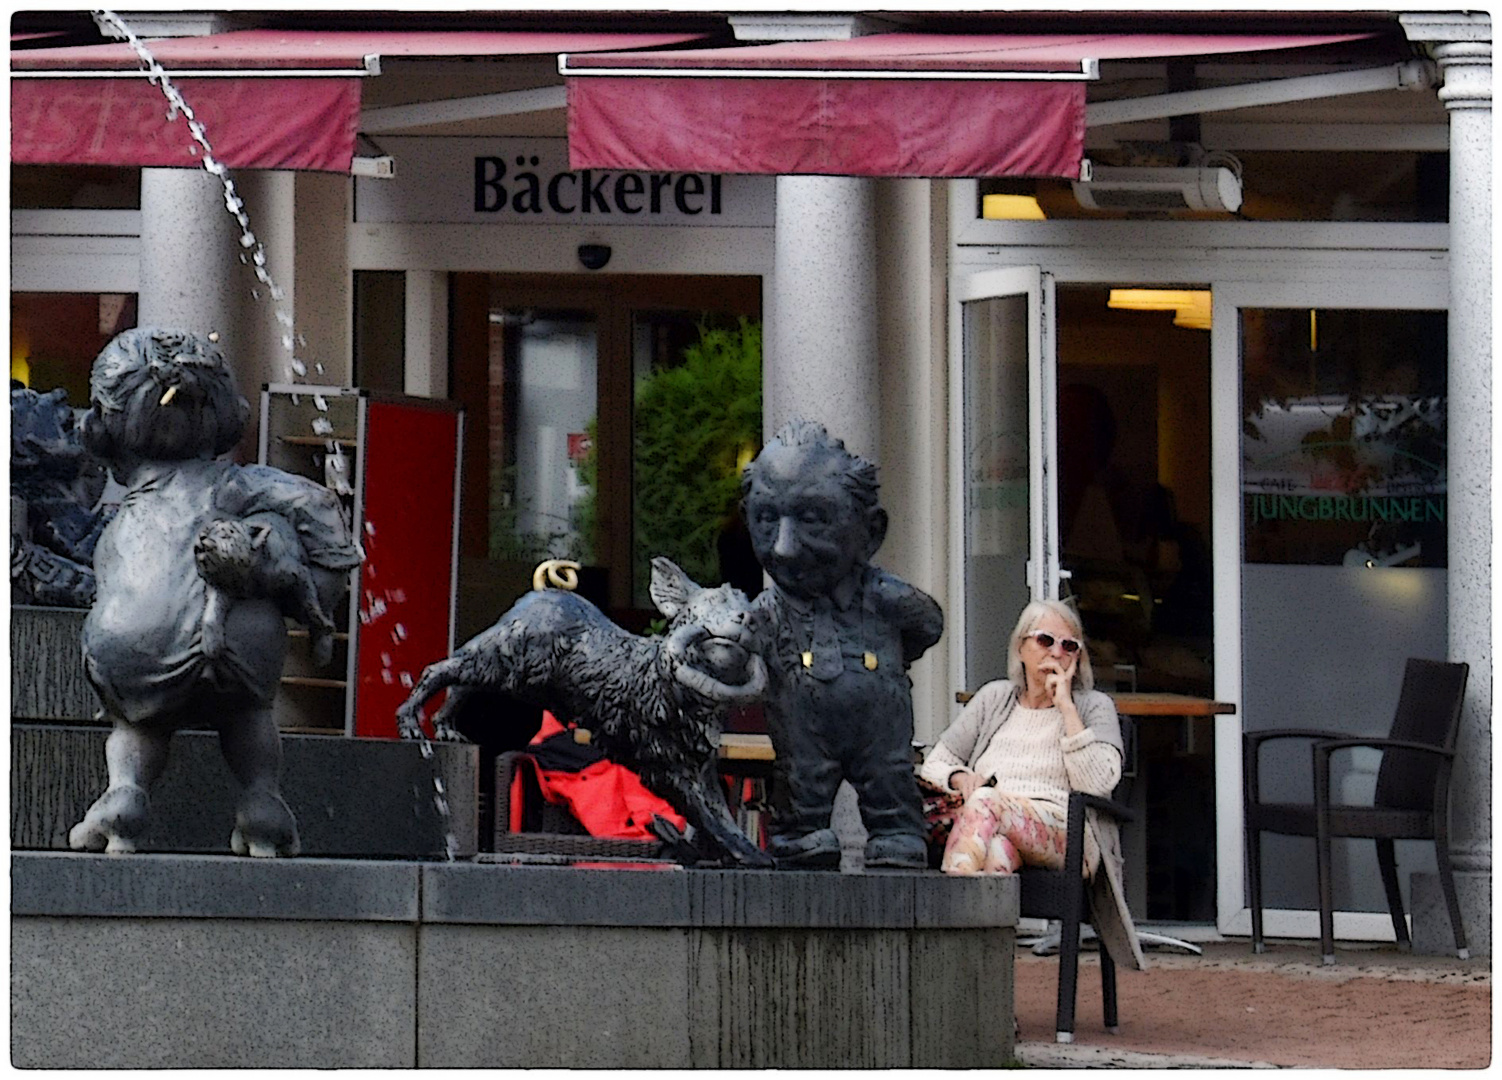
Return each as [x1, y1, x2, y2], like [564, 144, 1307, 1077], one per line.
[10, 8, 1490, 948]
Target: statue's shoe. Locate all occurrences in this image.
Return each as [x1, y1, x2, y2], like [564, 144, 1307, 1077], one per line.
[230, 788, 300, 858]
[68, 784, 150, 854]
[770, 827, 842, 870]
[863, 832, 929, 870]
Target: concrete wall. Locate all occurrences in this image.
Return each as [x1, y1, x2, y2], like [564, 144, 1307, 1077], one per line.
[11, 853, 1017, 1069]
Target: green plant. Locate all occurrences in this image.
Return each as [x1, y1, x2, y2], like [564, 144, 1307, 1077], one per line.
[632, 317, 762, 601]
[489, 455, 595, 565]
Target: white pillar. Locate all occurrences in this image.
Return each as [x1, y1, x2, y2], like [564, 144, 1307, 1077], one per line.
[767, 175, 879, 460]
[139, 168, 304, 458]
[766, 175, 883, 869]
[139, 167, 256, 356]
[1400, 12, 1491, 955]
[1436, 36, 1492, 877]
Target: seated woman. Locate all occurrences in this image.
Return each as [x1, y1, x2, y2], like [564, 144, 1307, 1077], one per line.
[919, 598, 1144, 965]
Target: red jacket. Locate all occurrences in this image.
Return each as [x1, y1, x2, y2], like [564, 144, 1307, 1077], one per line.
[510, 712, 686, 839]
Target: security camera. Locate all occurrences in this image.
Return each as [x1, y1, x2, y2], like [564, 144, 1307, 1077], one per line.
[577, 244, 612, 271]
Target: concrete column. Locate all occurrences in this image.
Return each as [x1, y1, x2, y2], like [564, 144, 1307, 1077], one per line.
[139, 167, 287, 458]
[767, 175, 879, 459]
[139, 167, 256, 357]
[1400, 13, 1491, 956]
[404, 271, 450, 399]
[1436, 34, 1492, 875]
[767, 175, 882, 868]
[292, 172, 353, 386]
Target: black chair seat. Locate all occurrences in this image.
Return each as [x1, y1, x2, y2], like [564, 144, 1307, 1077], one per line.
[1243, 658, 1469, 963]
[1250, 803, 1434, 840]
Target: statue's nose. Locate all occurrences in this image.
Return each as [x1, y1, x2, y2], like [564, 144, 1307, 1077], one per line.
[773, 517, 798, 558]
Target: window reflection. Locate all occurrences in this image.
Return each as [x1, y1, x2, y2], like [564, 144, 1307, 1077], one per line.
[1241, 309, 1448, 567]
[486, 308, 598, 565]
[11, 292, 137, 400]
[630, 312, 762, 609]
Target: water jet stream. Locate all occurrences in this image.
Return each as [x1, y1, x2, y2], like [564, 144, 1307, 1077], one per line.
[94, 9, 457, 861]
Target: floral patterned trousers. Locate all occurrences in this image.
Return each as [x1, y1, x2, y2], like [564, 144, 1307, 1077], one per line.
[940, 788, 1067, 876]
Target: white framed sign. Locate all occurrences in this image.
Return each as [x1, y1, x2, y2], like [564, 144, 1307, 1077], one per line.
[355, 137, 775, 227]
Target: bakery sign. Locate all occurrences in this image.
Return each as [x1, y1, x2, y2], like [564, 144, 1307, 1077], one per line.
[354, 137, 775, 227]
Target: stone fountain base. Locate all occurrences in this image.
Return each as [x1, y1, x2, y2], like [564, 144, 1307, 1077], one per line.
[11, 853, 1017, 1068]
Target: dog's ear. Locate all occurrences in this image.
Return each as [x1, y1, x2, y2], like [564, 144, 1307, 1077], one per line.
[79, 409, 114, 460]
[648, 557, 698, 619]
[251, 525, 271, 549]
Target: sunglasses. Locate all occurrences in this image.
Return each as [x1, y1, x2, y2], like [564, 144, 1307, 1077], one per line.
[1025, 630, 1082, 655]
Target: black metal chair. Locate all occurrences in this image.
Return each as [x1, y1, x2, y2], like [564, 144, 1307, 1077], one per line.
[1243, 657, 1470, 964]
[933, 698, 1137, 1043]
[1020, 787, 1134, 1044]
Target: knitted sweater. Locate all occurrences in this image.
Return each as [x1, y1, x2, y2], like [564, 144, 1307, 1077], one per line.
[970, 703, 1122, 821]
[925, 696, 1121, 872]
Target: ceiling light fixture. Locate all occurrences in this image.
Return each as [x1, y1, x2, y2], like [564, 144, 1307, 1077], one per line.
[1107, 288, 1212, 330]
[981, 194, 1046, 220]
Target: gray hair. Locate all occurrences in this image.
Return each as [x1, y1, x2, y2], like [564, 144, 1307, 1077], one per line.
[1006, 597, 1095, 693]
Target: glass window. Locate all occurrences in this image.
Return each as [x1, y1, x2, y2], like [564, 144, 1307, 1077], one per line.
[963, 293, 1032, 688]
[630, 312, 762, 608]
[1241, 308, 1448, 567]
[977, 152, 1448, 223]
[12, 164, 141, 209]
[486, 308, 599, 565]
[1240, 307, 1448, 918]
[12, 292, 138, 401]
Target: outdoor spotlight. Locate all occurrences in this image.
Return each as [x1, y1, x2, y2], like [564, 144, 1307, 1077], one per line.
[577, 244, 612, 271]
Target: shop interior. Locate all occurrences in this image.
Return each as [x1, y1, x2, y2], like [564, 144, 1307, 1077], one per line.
[1056, 283, 1216, 923]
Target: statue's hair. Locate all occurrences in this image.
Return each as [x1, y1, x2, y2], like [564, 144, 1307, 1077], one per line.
[741, 417, 880, 510]
[82, 328, 248, 462]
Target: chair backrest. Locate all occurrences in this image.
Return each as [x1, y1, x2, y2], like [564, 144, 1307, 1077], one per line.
[1373, 658, 1469, 811]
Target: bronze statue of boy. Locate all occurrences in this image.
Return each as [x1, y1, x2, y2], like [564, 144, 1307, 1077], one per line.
[742, 419, 943, 869]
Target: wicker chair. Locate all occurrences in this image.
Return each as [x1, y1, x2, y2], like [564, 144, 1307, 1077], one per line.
[492, 750, 668, 859]
[929, 703, 1136, 1045]
[1243, 657, 1470, 963]
[1021, 789, 1135, 1044]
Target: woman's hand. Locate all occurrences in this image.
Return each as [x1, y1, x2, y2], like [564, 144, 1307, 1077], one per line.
[1041, 653, 1078, 710]
[949, 769, 986, 801]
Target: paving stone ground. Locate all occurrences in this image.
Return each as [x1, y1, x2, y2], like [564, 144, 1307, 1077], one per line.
[1012, 939, 1491, 1069]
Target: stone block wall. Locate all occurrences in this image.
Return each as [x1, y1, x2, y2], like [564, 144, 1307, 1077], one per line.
[11, 853, 1017, 1068]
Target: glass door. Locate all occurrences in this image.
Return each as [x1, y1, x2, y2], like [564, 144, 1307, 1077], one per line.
[1213, 277, 1450, 940]
[953, 266, 1058, 689]
[449, 273, 761, 636]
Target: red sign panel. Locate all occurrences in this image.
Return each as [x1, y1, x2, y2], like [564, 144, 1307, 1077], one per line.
[354, 400, 460, 738]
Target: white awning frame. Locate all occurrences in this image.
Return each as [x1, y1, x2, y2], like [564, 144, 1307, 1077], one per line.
[1087, 60, 1435, 127]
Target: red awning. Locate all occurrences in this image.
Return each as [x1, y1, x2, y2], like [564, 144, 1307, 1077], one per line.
[563, 31, 1375, 179]
[12, 29, 704, 173]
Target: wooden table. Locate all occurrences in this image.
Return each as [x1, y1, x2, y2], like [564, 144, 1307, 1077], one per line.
[956, 689, 1235, 719]
[1109, 692, 1236, 718]
[721, 695, 1235, 762]
[718, 732, 775, 762]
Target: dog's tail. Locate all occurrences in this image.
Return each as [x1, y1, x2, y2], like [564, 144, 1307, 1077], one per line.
[531, 559, 581, 592]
